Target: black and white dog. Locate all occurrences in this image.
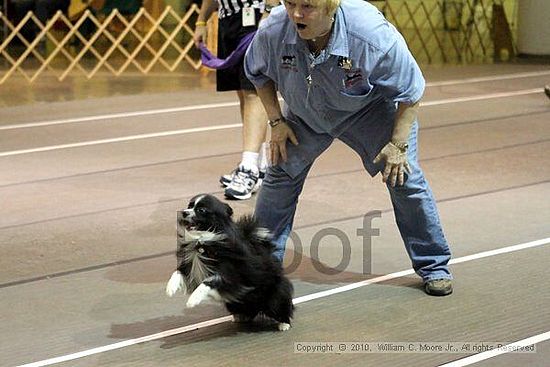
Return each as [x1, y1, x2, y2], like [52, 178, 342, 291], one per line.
[165, 194, 294, 331]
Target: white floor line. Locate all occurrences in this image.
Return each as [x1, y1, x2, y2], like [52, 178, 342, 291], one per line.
[0, 124, 242, 158]
[2, 70, 548, 131]
[1, 88, 544, 158]
[16, 237, 550, 367]
[438, 331, 550, 367]
[421, 88, 542, 106]
[0, 101, 239, 131]
[16, 316, 234, 367]
[425, 70, 550, 87]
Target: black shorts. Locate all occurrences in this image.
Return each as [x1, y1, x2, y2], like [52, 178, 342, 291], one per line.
[216, 9, 262, 92]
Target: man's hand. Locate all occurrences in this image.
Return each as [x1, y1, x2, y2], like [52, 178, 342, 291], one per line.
[270, 122, 299, 165]
[373, 142, 411, 187]
[193, 25, 207, 48]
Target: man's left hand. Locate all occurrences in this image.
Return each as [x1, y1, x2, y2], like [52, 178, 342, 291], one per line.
[373, 142, 411, 187]
[270, 122, 299, 165]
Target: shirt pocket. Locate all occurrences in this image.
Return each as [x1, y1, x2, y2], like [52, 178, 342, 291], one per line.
[328, 84, 374, 112]
[332, 69, 374, 111]
[340, 67, 372, 93]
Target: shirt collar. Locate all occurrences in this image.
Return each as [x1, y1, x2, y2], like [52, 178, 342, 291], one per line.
[282, 17, 298, 45]
[328, 7, 348, 58]
[282, 6, 349, 58]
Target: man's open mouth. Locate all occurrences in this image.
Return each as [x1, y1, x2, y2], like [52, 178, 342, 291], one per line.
[296, 23, 307, 30]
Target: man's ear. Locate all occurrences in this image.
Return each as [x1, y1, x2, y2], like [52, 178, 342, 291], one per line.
[224, 203, 233, 217]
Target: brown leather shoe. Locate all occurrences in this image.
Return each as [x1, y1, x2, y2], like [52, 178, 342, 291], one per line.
[425, 279, 453, 296]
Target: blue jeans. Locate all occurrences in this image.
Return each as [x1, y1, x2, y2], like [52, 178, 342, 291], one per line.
[255, 102, 452, 282]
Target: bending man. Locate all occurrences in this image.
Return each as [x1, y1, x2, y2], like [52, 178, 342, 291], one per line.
[244, 0, 453, 296]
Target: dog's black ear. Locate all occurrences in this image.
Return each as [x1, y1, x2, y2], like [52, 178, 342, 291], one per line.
[224, 203, 233, 217]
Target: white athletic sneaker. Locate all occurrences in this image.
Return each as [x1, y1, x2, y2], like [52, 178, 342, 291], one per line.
[220, 167, 265, 188]
[219, 168, 237, 188]
[224, 167, 262, 200]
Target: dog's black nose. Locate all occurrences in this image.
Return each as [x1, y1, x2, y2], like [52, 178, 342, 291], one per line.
[182, 211, 189, 218]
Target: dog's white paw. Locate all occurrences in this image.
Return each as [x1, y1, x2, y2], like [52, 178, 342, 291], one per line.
[165, 271, 184, 297]
[278, 323, 291, 331]
[186, 283, 209, 308]
[185, 297, 200, 308]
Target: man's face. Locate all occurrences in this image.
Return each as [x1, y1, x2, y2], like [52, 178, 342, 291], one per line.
[283, 0, 333, 40]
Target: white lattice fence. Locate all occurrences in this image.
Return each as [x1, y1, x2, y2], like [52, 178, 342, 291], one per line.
[0, 4, 204, 84]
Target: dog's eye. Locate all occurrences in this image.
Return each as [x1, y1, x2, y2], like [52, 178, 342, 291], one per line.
[196, 207, 207, 214]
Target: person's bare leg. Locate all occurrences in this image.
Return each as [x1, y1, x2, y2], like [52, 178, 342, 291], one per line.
[237, 91, 245, 122]
[237, 89, 268, 154]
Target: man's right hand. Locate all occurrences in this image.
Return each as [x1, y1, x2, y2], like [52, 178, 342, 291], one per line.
[270, 121, 299, 165]
[193, 25, 207, 48]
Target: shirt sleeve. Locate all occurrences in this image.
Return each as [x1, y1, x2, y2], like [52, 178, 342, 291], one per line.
[369, 33, 425, 104]
[244, 30, 272, 88]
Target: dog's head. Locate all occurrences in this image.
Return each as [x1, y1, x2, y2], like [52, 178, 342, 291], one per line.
[178, 194, 234, 233]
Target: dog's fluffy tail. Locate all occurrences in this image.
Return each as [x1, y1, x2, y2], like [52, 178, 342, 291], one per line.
[237, 215, 274, 244]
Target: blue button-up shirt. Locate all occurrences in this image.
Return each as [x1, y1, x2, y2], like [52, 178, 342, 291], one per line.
[244, 0, 425, 136]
